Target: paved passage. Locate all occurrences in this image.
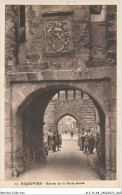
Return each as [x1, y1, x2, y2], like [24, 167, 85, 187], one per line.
[16, 134, 100, 181]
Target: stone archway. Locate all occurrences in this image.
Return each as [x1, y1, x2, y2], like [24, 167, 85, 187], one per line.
[43, 89, 97, 136]
[7, 79, 112, 178]
[56, 113, 80, 128]
[56, 112, 81, 132]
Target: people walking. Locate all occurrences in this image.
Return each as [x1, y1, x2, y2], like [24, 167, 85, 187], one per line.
[70, 130, 74, 138]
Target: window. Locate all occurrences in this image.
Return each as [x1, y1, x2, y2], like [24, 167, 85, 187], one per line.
[18, 5, 25, 42]
[90, 5, 106, 47]
[20, 5, 25, 27]
[90, 5, 102, 15]
[91, 5, 106, 22]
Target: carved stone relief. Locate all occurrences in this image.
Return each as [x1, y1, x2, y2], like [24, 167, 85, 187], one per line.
[44, 18, 72, 54]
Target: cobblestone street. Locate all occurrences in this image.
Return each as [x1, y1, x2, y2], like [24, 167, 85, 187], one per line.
[16, 134, 100, 181]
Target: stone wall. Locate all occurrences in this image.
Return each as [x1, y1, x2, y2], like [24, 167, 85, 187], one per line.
[5, 5, 19, 71]
[87, 5, 116, 68]
[25, 5, 90, 71]
[5, 5, 117, 72]
[44, 90, 99, 136]
[106, 5, 117, 67]
[43, 101, 56, 136]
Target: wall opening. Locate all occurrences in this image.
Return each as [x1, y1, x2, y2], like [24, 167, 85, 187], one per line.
[15, 84, 105, 174]
[57, 115, 79, 135]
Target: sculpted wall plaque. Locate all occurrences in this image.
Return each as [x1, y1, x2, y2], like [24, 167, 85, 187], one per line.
[46, 20, 71, 53]
[42, 12, 73, 55]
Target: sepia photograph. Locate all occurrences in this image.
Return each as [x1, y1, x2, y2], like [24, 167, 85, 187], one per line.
[1, 0, 121, 189]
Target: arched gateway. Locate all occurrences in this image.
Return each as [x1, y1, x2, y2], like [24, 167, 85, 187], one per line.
[56, 113, 80, 131]
[4, 4, 117, 183]
[5, 78, 114, 179]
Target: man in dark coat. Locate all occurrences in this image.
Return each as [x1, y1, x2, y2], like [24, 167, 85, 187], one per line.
[70, 130, 74, 138]
[59, 133, 62, 148]
[89, 133, 95, 154]
[84, 139, 89, 154]
[52, 131, 57, 152]
[95, 131, 100, 152]
[81, 132, 85, 151]
[47, 129, 53, 150]
[56, 131, 61, 151]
